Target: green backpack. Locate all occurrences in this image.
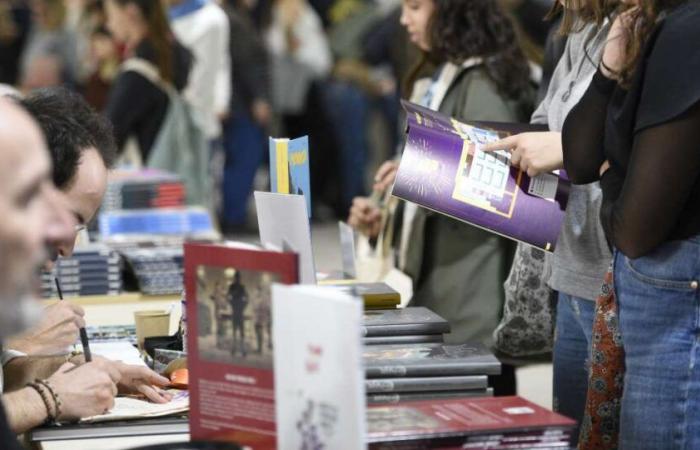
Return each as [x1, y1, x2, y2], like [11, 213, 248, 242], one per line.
[120, 58, 210, 207]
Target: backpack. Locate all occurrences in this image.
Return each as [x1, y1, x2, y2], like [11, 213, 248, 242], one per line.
[120, 58, 210, 207]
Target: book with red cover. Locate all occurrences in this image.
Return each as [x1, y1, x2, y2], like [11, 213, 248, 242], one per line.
[185, 243, 298, 448]
[366, 395, 575, 449]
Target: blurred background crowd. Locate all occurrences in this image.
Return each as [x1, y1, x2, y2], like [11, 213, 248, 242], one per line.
[0, 0, 557, 232]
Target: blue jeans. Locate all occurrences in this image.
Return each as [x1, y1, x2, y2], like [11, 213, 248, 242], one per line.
[614, 238, 700, 449]
[553, 292, 596, 446]
[221, 107, 266, 225]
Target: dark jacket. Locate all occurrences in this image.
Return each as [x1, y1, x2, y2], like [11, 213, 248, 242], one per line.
[105, 39, 192, 161]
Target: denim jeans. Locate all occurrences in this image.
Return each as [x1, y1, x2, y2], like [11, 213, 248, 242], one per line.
[553, 292, 596, 446]
[614, 238, 700, 450]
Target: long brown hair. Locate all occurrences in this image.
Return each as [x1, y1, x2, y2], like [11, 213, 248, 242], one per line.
[114, 0, 174, 83]
[552, 0, 687, 85]
[404, 0, 533, 118]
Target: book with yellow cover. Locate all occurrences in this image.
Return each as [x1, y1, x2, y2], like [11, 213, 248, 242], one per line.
[318, 281, 401, 308]
[269, 136, 311, 217]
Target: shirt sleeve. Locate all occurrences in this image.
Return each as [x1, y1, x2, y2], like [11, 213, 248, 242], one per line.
[104, 71, 158, 152]
[561, 68, 616, 184]
[600, 98, 700, 258]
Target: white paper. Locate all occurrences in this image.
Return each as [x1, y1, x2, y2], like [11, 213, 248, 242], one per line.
[273, 285, 366, 450]
[255, 192, 317, 284]
[81, 390, 189, 423]
[528, 173, 559, 201]
[92, 341, 147, 367]
[338, 221, 357, 279]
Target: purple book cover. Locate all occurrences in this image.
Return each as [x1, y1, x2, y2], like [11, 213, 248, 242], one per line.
[394, 101, 569, 251]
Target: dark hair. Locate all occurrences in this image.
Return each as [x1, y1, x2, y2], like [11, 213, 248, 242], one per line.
[112, 0, 174, 83]
[20, 88, 117, 189]
[405, 0, 533, 117]
[547, 0, 620, 34]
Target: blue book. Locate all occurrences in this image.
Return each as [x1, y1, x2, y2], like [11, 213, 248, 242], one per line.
[269, 136, 311, 217]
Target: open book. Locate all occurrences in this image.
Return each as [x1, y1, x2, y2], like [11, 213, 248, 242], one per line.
[80, 390, 189, 424]
[393, 101, 569, 251]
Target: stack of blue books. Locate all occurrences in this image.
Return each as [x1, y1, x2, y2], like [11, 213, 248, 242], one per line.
[42, 245, 122, 298]
[120, 247, 184, 295]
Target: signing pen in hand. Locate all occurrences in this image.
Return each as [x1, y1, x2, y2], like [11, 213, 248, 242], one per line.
[55, 277, 92, 362]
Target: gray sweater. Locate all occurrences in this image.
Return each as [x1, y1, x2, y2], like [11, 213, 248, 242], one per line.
[533, 21, 613, 301]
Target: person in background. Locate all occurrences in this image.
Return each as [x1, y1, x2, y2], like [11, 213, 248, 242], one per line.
[0, 97, 118, 444]
[349, 0, 533, 393]
[481, 2, 617, 441]
[165, 0, 231, 143]
[220, 0, 273, 233]
[19, 0, 81, 91]
[104, 0, 192, 162]
[0, 0, 32, 86]
[563, 1, 700, 447]
[83, 24, 120, 111]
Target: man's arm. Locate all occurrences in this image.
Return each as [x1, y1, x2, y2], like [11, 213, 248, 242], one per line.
[2, 388, 49, 434]
[3, 355, 67, 392]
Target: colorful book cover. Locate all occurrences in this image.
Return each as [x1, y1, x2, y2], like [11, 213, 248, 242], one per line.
[185, 242, 298, 448]
[269, 136, 312, 218]
[273, 285, 366, 450]
[394, 101, 569, 252]
[366, 395, 576, 447]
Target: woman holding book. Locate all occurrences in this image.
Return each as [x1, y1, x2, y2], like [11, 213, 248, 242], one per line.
[349, 0, 533, 391]
[482, 1, 618, 442]
[562, 1, 700, 447]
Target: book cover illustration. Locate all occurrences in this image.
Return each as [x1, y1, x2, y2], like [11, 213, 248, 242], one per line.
[362, 307, 450, 337]
[366, 396, 576, 445]
[269, 136, 312, 218]
[393, 101, 570, 252]
[364, 343, 501, 378]
[185, 243, 298, 448]
[273, 285, 365, 450]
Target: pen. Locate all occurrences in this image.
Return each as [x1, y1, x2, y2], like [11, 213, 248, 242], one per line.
[55, 277, 92, 362]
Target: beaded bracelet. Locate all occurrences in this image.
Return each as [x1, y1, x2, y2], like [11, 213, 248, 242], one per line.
[26, 382, 57, 424]
[36, 379, 62, 422]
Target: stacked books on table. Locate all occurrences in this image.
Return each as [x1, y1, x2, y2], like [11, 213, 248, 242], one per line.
[362, 307, 449, 345]
[120, 247, 184, 295]
[42, 245, 122, 298]
[102, 169, 185, 212]
[364, 342, 500, 405]
[99, 207, 214, 238]
[367, 395, 576, 449]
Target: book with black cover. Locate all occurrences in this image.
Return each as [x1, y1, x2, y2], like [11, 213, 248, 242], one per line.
[362, 307, 450, 337]
[364, 334, 444, 346]
[367, 388, 494, 405]
[364, 343, 501, 378]
[366, 375, 488, 394]
[366, 396, 576, 448]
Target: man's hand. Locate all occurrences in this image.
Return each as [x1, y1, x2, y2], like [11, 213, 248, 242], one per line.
[348, 197, 382, 238]
[482, 132, 563, 177]
[7, 302, 85, 355]
[113, 361, 172, 404]
[48, 360, 120, 421]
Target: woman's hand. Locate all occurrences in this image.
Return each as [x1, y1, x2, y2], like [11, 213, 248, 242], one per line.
[482, 132, 563, 177]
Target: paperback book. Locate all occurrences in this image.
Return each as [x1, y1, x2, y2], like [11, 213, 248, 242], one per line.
[185, 243, 298, 448]
[394, 101, 569, 251]
[269, 136, 312, 218]
[365, 375, 488, 394]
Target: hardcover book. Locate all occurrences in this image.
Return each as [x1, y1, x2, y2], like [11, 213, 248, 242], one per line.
[365, 375, 488, 394]
[273, 285, 365, 450]
[185, 243, 298, 448]
[362, 307, 450, 337]
[269, 136, 311, 218]
[367, 388, 494, 405]
[366, 396, 576, 448]
[319, 282, 401, 309]
[393, 101, 569, 251]
[364, 343, 501, 378]
[364, 335, 444, 346]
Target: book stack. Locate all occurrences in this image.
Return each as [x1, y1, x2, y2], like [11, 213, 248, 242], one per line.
[42, 245, 122, 298]
[362, 307, 449, 345]
[364, 342, 500, 405]
[367, 396, 576, 449]
[99, 207, 214, 238]
[101, 169, 185, 212]
[120, 247, 184, 295]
